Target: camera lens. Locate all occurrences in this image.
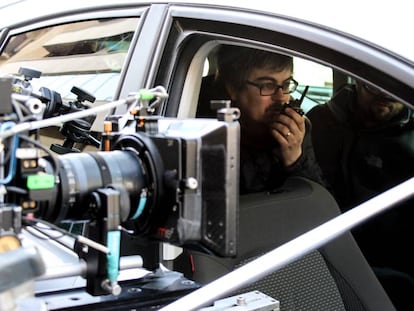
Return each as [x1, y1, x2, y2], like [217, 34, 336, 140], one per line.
[40, 150, 145, 223]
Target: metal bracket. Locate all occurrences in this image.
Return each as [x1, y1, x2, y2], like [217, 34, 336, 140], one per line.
[198, 291, 279, 311]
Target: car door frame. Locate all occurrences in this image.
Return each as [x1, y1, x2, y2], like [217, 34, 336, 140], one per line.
[149, 4, 414, 118]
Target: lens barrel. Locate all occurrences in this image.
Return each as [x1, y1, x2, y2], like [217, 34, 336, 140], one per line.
[41, 150, 145, 222]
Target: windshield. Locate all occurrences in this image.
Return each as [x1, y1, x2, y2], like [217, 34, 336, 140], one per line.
[0, 18, 139, 103]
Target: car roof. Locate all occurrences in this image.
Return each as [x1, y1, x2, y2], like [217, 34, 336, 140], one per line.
[1, 0, 413, 64]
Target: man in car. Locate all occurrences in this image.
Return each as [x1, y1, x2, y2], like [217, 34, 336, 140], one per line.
[307, 81, 414, 309]
[205, 45, 326, 194]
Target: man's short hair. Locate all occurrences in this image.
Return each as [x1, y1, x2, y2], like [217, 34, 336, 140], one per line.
[217, 45, 294, 91]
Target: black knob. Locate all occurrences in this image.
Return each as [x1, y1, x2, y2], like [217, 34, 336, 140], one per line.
[18, 67, 41, 80]
[71, 86, 96, 103]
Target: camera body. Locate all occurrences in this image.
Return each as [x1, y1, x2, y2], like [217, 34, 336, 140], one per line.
[0, 69, 240, 303]
[113, 117, 240, 257]
[7, 107, 239, 258]
[9, 116, 239, 258]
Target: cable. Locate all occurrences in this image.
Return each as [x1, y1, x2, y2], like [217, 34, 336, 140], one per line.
[5, 185, 27, 195]
[18, 134, 60, 182]
[131, 188, 147, 220]
[85, 133, 101, 147]
[11, 98, 27, 121]
[0, 121, 19, 184]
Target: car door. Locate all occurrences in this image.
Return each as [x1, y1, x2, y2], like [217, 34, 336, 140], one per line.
[147, 4, 414, 310]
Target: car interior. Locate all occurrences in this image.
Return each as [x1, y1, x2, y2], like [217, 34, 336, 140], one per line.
[169, 42, 398, 310]
[1, 8, 413, 310]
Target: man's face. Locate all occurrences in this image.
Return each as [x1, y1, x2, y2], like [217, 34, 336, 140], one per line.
[357, 83, 405, 123]
[230, 67, 292, 125]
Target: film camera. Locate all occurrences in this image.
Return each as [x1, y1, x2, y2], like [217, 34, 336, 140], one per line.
[0, 68, 240, 306]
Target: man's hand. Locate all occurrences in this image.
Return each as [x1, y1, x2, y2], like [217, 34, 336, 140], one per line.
[265, 105, 306, 166]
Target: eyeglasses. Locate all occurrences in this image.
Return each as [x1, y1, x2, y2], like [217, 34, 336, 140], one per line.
[245, 78, 298, 96]
[362, 83, 397, 102]
[362, 83, 384, 96]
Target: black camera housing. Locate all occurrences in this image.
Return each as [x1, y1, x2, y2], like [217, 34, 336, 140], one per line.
[118, 117, 240, 257]
[17, 116, 240, 258]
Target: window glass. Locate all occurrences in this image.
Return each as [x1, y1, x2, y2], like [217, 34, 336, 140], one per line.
[0, 18, 139, 103]
[294, 57, 333, 111]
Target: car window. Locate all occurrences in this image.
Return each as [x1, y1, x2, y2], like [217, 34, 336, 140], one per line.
[197, 47, 333, 117]
[0, 17, 139, 103]
[293, 57, 333, 110]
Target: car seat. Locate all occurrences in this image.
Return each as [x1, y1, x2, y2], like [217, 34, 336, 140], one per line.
[174, 177, 395, 310]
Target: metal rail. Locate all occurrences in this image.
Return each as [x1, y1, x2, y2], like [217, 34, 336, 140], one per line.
[161, 177, 414, 311]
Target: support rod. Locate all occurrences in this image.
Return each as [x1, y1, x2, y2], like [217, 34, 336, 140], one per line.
[161, 177, 414, 311]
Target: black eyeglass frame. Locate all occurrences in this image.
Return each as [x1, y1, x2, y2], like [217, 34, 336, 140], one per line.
[362, 83, 399, 104]
[245, 78, 299, 96]
[362, 83, 385, 96]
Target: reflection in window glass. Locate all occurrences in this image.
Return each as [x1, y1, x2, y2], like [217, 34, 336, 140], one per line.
[0, 18, 139, 102]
